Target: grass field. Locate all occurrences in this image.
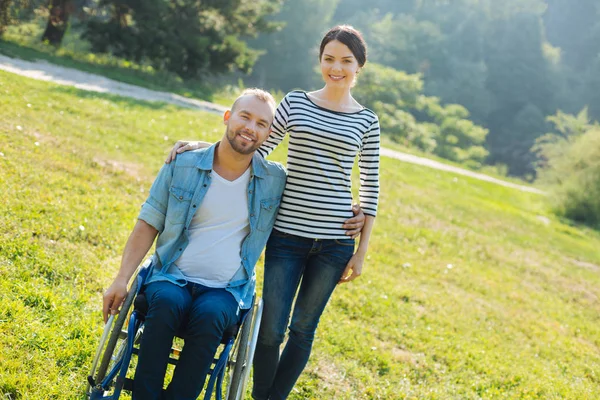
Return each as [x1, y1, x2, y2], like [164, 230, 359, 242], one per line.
[2, 69, 600, 399]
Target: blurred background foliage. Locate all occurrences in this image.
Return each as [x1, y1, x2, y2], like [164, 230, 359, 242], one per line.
[1, 0, 599, 227]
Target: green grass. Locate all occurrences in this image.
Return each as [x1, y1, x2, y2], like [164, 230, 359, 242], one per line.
[379, 136, 535, 186]
[2, 70, 600, 399]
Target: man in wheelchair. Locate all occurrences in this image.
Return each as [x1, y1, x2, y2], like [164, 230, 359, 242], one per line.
[102, 88, 286, 400]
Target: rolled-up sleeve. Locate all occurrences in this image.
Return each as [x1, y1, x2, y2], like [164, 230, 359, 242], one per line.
[138, 163, 173, 232]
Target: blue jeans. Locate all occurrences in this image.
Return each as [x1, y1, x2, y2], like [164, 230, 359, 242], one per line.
[252, 230, 355, 400]
[133, 281, 239, 400]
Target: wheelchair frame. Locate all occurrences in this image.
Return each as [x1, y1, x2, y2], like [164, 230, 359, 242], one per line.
[86, 260, 263, 400]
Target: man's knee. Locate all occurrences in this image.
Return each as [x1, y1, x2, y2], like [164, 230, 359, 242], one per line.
[187, 304, 237, 337]
[145, 283, 188, 321]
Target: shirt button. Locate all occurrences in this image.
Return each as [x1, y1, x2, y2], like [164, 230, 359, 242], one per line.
[179, 248, 182, 251]
[179, 196, 183, 200]
[203, 184, 207, 187]
[269, 206, 272, 210]
[193, 205, 196, 208]
[249, 190, 253, 194]
[250, 214, 254, 217]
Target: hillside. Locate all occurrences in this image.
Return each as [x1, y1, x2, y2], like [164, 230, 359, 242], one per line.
[1, 70, 600, 399]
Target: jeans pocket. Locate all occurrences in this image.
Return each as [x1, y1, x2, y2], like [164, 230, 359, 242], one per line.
[334, 238, 356, 247]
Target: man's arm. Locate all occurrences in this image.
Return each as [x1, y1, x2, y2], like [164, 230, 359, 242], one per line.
[102, 220, 158, 323]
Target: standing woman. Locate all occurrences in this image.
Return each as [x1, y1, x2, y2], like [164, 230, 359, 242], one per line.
[251, 25, 380, 400]
[170, 25, 380, 399]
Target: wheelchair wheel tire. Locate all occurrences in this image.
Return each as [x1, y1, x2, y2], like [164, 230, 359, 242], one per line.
[94, 276, 139, 384]
[227, 302, 255, 400]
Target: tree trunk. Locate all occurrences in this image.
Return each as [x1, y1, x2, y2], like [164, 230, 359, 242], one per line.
[0, 0, 12, 35]
[42, 0, 72, 46]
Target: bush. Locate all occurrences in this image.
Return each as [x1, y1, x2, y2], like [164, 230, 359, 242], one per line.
[535, 109, 600, 227]
[354, 63, 488, 168]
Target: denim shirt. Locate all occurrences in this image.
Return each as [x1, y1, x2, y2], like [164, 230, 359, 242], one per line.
[138, 144, 287, 309]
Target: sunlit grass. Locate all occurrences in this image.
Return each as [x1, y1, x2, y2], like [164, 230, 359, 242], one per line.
[2, 70, 600, 399]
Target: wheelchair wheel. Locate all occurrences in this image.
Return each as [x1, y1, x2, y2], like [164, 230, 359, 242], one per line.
[226, 298, 263, 400]
[97, 280, 138, 383]
[87, 273, 140, 397]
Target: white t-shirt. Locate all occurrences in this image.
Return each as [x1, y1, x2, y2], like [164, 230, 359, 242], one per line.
[175, 168, 250, 287]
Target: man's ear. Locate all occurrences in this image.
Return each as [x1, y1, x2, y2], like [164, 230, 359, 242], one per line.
[223, 110, 232, 125]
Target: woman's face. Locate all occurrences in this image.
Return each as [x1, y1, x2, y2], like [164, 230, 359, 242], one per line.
[320, 40, 360, 90]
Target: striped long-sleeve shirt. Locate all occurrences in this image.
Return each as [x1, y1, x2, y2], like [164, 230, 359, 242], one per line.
[257, 91, 380, 239]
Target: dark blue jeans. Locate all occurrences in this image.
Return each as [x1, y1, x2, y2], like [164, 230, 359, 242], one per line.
[252, 230, 355, 400]
[133, 280, 239, 400]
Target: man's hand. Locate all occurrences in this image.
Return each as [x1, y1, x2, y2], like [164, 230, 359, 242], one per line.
[339, 251, 365, 284]
[102, 277, 129, 323]
[165, 141, 210, 164]
[342, 204, 365, 239]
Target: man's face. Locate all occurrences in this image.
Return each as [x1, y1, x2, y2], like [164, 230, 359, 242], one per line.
[224, 95, 274, 155]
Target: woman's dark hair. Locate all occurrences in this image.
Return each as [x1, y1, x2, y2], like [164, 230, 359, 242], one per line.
[319, 25, 367, 67]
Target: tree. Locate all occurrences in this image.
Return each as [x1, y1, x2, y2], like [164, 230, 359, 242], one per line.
[247, 0, 339, 91]
[483, 12, 556, 176]
[41, 0, 72, 45]
[579, 51, 600, 122]
[544, 0, 599, 71]
[0, 0, 10, 34]
[333, 0, 416, 22]
[532, 108, 592, 170]
[84, 0, 282, 78]
[368, 13, 444, 78]
[1, 0, 41, 35]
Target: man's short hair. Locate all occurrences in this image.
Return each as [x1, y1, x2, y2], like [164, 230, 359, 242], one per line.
[231, 88, 277, 114]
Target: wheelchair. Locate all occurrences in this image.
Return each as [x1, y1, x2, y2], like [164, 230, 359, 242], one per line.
[86, 259, 263, 400]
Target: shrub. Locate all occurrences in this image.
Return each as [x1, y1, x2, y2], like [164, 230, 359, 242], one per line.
[534, 109, 600, 227]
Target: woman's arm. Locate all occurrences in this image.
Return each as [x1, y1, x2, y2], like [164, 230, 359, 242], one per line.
[165, 140, 212, 164]
[339, 215, 375, 283]
[340, 112, 381, 283]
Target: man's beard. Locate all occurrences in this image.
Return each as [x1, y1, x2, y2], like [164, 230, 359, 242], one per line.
[226, 126, 260, 155]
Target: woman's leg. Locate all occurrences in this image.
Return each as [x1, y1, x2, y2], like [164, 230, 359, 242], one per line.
[252, 231, 311, 400]
[133, 281, 191, 400]
[269, 239, 354, 400]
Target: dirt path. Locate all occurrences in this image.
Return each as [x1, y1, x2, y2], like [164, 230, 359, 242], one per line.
[0, 53, 545, 195]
